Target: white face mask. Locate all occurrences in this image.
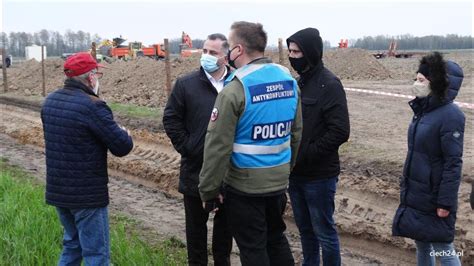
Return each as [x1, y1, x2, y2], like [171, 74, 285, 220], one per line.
[411, 81, 430, 98]
[93, 79, 99, 95]
[89, 72, 100, 95]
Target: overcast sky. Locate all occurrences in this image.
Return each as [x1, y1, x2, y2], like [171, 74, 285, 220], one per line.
[1, 0, 472, 47]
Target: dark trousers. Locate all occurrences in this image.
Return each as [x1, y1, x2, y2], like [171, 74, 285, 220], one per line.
[289, 177, 341, 266]
[225, 190, 294, 266]
[183, 195, 232, 266]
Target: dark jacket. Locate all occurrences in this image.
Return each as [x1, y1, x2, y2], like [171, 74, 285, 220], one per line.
[41, 78, 133, 208]
[287, 28, 350, 181]
[392, 61, 465, 243]
[163, 67, 229, 197]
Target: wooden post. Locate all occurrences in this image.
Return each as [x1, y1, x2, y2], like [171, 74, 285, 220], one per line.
[41, 45, 46, 97]
[278, 38, 284, 65]
[91, 42, 97, 61]
[1, 48, 7, 93]
[164, 38, 171, 97]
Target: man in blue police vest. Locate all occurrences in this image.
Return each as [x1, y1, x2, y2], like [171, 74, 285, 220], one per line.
[199, 21, 303, 266]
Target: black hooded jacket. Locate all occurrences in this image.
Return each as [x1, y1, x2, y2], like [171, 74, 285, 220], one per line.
[287, 28, 350, 180]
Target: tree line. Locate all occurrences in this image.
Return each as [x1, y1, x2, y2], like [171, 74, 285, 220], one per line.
[0, 30, 209, 57]
[3, 30, 470, 57]
[351, 34, 473, 50]
[1, 30, 101, 57]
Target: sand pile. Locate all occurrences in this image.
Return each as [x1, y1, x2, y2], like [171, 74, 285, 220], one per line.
[1, 48, 407, 107]
[323, 48, 392, 80]
[1, 55, 202, 107]
[99, 55, 200, 107]
[267, 48, 392, 81]
[3, 58, 65, 96]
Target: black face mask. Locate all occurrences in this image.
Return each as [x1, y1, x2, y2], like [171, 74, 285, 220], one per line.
[227, 46, 241, 69]
[289, 57, 308, 74]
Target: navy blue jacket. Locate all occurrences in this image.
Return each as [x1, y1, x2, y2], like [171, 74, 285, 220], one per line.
[41, 78, 133, 208]
[392, 61, 465, 243]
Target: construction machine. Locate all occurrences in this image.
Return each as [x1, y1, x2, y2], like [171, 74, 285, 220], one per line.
[373, 40, 425, 59]
[98, 37, 166, 60]
[338, 39, 348, 48]
[130, 42, 166, 59]
[180, 31, 201, 57]
[91, 32, 200, 61]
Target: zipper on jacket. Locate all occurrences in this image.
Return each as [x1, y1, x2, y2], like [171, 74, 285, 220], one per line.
[404, 113, 422, 203]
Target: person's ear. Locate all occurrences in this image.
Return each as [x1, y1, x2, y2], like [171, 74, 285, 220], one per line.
[237, 44, 243, 55]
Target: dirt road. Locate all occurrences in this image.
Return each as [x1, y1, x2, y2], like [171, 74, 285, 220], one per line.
[1, 93, 472, 265]
[0, 131, 409, 265]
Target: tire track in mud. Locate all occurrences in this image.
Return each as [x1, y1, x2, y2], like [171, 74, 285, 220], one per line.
[0, 131, 401, 265]
[0, 133, 185, 240]
[2, 99, 473, 264]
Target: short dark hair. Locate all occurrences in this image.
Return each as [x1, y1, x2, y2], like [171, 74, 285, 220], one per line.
[207, 33, 229, 52]
[230, 21, 267, 54]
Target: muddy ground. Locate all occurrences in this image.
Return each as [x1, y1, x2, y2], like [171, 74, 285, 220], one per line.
[1, 49, 473, 265]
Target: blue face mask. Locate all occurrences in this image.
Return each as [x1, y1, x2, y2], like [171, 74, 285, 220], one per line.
[200, 53, 220, 73]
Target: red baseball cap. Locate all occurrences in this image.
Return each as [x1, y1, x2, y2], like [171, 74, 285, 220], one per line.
[64, 52, 105, 77]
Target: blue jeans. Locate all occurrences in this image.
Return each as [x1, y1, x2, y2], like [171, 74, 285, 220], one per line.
[56, 207, 110, 266]
[415, 241, 461, 266]
[289, 177, 340, 266]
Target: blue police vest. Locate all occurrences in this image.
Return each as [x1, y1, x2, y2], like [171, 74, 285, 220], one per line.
[226, 63, 298, 168]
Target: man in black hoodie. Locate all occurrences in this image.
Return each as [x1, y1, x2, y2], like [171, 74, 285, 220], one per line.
[286, 28, 350, 266]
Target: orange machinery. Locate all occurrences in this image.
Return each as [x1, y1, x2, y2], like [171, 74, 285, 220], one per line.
[338, 39, 349, 48]
[109, 37, 166, 59]
[180, 31, 201, 57]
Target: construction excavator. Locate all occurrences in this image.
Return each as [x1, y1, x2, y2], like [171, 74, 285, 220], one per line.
[179, 31, 201, 57]
[372, 40, 425, 59]
[338, 39, 349, 48]
[90, 32, 200, 61]
[99, 37, 166, 60]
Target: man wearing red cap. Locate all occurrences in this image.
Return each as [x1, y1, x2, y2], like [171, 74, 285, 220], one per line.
[41, 52, 133, 265]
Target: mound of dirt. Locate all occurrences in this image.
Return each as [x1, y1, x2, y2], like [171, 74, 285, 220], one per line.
[323, 48, 392, 80]
[99, 55, 201, 107]
[1, 56, 202, 107]
[0, 49, 396, 107]
[5, 58, 65, 96]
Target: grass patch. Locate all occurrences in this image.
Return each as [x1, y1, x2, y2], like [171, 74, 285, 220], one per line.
[0, 159, 187, 265]
[108, 102, 162, 119]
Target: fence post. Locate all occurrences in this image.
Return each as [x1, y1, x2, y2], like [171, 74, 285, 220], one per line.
[278, 38, 284, 65]
[91, 42, 97, 61]
[164, 38, 171, 97]
[41, 45, 46, 97]
[1, 48, 7, 93]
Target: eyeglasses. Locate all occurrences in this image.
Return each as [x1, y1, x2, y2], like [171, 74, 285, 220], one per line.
[95, 72, 103, 79]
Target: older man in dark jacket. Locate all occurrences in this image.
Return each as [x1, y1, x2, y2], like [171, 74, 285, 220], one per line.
[286, 28, 350, 266]
[41, 52, 133, 265]
[163, 33, 232, 266]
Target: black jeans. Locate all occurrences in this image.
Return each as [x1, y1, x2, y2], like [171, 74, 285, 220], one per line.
[225, 190, 294, 266]
[183, 195, 232, 266]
